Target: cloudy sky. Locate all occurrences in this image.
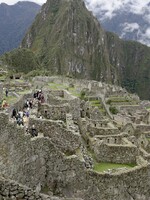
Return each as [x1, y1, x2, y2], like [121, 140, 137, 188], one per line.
[85, 0, 150, 18]
[0, 0, 149, 15]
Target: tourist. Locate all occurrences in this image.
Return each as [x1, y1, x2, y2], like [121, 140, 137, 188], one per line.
[25, 108, 30, 118]
[5, 88, 8, 97]
[18, 110, 23, 118]
[29, 100, 33, 109]
[16, 116, 24, 126]
[2, 99, 8, 108]
[11, 108, 17, 119]
[33, 92, 37, 99]
[31, 125, 38, 137]
[41, 94, 45, 103]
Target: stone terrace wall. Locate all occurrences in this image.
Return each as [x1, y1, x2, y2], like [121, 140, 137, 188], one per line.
[33, 76, 135, 99]
[39, 103, 69, 121]
[48, 90, 64, 98]
[87, 125, 119, 136]
[94, 142, 139, 164]
[84, 164, 150, 200]
[0, 177, 83, 200]
[95, 135, 123, 145]
[29, 117, 81, 154]
[136, 125, 150, 132]
[87, 119, 109, 127]
[119, 105, 144, 114]
[0, 112, 87, 194]
[47, 90, 80, 120]
[0, 112, 149, 200]
[63, 90, 80, 120]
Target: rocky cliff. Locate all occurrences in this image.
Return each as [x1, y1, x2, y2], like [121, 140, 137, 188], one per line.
[20, 0, 150, 100]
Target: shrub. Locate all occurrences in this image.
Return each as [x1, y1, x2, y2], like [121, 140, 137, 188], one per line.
[80, 90, 86, 100]
[109, 106, 118, 114]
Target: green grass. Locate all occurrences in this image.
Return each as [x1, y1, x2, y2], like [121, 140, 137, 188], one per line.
[0, 75, 7, 81]
[47, 83, 81, 97]
[68, 87, 80, 97]
[94, 162, 136, 173]
[18, 90, 32, 95]
[146, 107, 150, 111]
[89, 100, 106, 114]
[4, 95, 17, 105]
[48, 82, 67, 90]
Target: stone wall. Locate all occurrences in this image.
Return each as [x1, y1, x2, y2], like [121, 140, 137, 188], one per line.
[84, 164, 150, 200]
[28, 117, 81, 154]
[87, 125, 120, 136]
[39, 103, 69, 121]
[33, 76, 136, 100]
[136, 124, 150, 132]
[0, 112, 87, 194]
[93, 142, 139, 164]
[87, 119, 109, 128]
[119, 105, 143, 114]
[0, 112, 149, 199]
[0, 177, 83, 200]
[94, 134, 123, 145]
[47, 90, 80, 121]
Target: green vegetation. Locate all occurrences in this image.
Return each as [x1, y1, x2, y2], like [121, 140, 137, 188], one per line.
[0, 2, 40, 55]
[89, 100, 106, 114]
[109, 106, 119, 114]
[1, 48, 40, 74]
[2, 0, 149, 100]
[94, 162, 136, 173]
[68, 87, 80, 97]
[4, 96, 17, 105]
[48, 82, 67, 90]
[18, 90, 32, 95]
[25, 69, 52, 78]
[146, 106, 150, 111]
[80, 90, 86, 100]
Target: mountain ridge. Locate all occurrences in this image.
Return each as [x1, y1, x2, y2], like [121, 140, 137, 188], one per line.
[0, 1, 41, 55]
[85, 0, 150, 46]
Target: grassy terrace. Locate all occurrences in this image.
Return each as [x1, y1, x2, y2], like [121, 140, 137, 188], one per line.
[47, 82, 67, 90]
[1, 95, 18, 106]
[146, 106, 150, 111]
[89, 100, 106, 114]
[106, 96, 138, 105]
[94, 162, 136, 173]
[17, 90, 32, 95]
[47, 83, 80, 97]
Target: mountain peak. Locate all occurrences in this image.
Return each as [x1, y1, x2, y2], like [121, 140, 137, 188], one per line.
[21, 0, 150, 100]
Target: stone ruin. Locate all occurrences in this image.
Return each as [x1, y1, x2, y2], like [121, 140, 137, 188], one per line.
[0, 76, 150, 200]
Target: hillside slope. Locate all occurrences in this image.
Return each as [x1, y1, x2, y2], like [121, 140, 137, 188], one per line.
[20, 0, 150, 99]
[0, 1, 41, 55]
[85, 0, 150, 46]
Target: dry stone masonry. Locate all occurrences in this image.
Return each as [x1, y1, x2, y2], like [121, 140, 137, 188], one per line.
[0, 76, 150, 200]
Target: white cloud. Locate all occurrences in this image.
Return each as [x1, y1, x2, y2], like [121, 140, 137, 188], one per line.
[121, 22, 140, 32]
[141, 28, 150, 42]
[85, 0, 150, 19]
[0, 0, 46, 5]
[144, 14, 150, 23]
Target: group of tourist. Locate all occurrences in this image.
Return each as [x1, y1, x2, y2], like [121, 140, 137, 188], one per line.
[33, 90, 45, 103]
[10, 90, 45, 137]
[11, 98, 37, 137]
